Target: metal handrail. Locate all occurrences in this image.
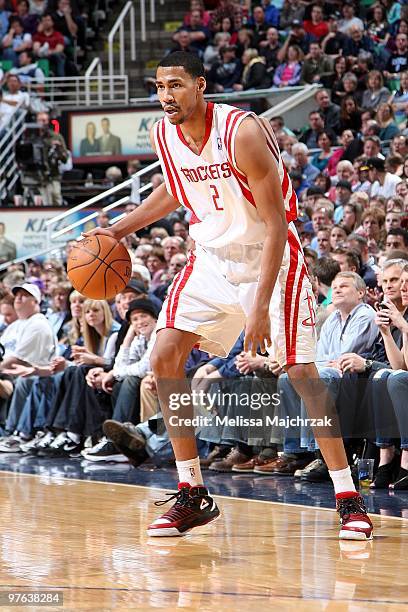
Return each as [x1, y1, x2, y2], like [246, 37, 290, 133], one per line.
[85, 57, 103, 106]
[46, 160, 161, 228]
[108, 0, 136, 100]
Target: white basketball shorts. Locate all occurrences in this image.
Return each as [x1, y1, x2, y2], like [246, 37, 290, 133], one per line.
[156, 225, 317, 367]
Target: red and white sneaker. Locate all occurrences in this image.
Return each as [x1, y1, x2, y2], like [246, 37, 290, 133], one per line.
[147, 482, 220, 537]
[336, 492, 373, 541]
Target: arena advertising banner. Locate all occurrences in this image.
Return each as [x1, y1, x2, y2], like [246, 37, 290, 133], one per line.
[68, 108, 164, 164]
[0, 208, 115, 262]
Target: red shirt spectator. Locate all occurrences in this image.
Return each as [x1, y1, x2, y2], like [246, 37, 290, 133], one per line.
[303, 5, 328, 40]
[33, 14, 65, 51]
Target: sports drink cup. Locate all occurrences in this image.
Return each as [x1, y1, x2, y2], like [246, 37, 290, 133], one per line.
[357, 459, 375, 488]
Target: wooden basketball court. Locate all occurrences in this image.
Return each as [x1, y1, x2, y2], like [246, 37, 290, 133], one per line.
[0, 470, 407, 610]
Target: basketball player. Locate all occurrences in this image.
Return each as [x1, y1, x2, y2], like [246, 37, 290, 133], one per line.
[85, 52, 373, 541]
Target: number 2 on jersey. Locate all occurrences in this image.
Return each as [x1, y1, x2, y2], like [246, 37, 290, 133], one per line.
[210, 184, 223, 211]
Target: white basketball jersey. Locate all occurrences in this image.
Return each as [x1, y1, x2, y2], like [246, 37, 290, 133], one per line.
[154, 102, 298, 249]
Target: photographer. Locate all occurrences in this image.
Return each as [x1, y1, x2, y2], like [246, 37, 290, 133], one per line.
[28, 111, 68, 206]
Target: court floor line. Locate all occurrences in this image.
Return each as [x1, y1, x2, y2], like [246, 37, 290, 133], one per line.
[0, 469, 406, 522]
[0, 584, 405, 605]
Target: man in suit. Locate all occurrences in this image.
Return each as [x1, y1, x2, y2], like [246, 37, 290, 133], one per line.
[98, 117, 122, 155]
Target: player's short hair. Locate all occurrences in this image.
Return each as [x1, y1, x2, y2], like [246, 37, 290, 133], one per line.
[158, 51, 205, 78]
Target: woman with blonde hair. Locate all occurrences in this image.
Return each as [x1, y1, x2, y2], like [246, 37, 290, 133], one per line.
[375, 102, 401, 141]
[361, 70, 390, 109]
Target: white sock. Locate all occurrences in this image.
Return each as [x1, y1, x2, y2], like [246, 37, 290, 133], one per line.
[176, 457, 203, 487]
[329, 466, 356, 495]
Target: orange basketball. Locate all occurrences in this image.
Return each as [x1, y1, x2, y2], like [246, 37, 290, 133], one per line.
[67, 235, 132, 300]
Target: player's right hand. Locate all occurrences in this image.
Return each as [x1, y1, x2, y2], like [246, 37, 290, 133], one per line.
[81, 227, 116, 240]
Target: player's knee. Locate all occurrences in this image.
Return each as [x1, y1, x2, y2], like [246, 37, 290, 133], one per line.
[286, 363, 314, 380]
[150, 341, 184, 378]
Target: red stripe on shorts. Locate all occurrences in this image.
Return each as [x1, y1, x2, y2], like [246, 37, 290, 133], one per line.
[166, 252, 196, 328]
[284, 231, 302, 361]
[291, 266, 306, 355]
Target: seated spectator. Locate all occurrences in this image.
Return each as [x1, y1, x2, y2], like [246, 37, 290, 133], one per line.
[347, 233, 378, 287]
[343, 24, 374, 60]
[385, 228, 408, 253]
[9, 50, 45, 93]
[361, 70, 391, 110]
[326, 130, 355, 177]
[258, 26, 280, 75]
[248, 5, 268, 47]
[339, 2, 364, 33]
[279, 0, 304, 32]
[183, 0, 210, 28]
[375, 103, 401, 141]
[312, 256, 340, 307]
[235, 27, 253, 60]
[328, 159, 354, 199]
[167, 30, 198, 57]
[300, 110, 334, 149]
[386, 155, 404, 178]
[333, 180, 353, 223]
[300, 42, 332, 85]
[361, 207, 386, 254]
[277, 19, 315, 62]
[0, 283, 55, 373]
[367, 157, 402, 199]
[371, 265, 408, 490]
[173, 9, 209, 57]
[308, 205, 334, 252]
[29, 0, 47, 17]
[384, 32, 408, 81]
[208, 44, 242, 93]
[2, 16, 32, 67]
[33, 13, 65, 77]
[315, 88, 340, 134]
[367, 3, 390, 46]
[46, 282, 72, 341]
[338, 71, 363, 107]
[316, 225, 331, 257]
[82, 299, 158, 461]
[233, 48, 270, 91]
[311, 131, 335, 173]
[15, 0, 39, 36]
[363, 135, 384, 161]
[331, 246, 359, 272]
[339, 96, 362, 133]
[273, 44, 302, 87]
[342, 202, 362, 233]
[0, 0, 10, 40]
[52, 0, 86, 55]
[321, 16, 349, 60]
[291, 142, 319, 183]
[324, 56, 349, 103]
[209, 0, 237, 34]
[0, 294, 17, 335]
[389, 71, 408, 125]
[203, 32, 230, 70]
[303, 4, 328, 41]
[0, 74, 29, 129]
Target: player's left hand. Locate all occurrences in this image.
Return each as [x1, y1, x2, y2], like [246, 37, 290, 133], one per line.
[244, 309, 271, 356]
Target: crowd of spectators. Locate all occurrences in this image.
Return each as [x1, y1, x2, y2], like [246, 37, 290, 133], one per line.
[0, 0, 407, 490]
[0, 120, 407, 489]
[0, 0, 104, 132]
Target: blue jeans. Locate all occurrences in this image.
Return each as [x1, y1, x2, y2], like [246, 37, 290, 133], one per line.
[371, 369, 399, 448]
[278, 367, 341, 453]
[387, 370, 408, 450]
[112, 376, 141, 423]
